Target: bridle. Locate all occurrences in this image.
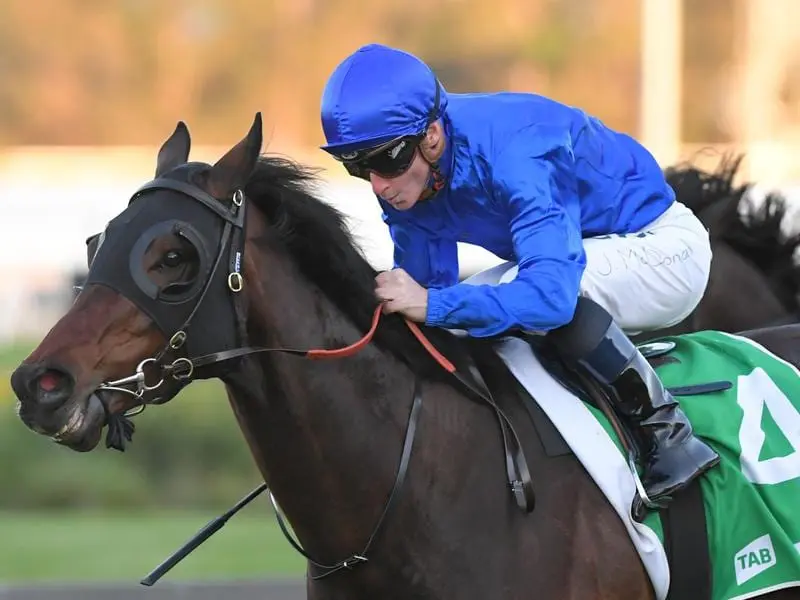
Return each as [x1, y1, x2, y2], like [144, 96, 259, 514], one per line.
[95, 177, 249, 413]
[88, 173, 536, 581]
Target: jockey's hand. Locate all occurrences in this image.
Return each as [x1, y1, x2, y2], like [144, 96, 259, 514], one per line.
[375, 269, 428, 323]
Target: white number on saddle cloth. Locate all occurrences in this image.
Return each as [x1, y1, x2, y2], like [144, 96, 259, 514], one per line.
[737, 368, 800, 485]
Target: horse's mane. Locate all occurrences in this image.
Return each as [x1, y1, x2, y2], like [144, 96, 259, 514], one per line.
[663, 153, 745, 227]
[242, 154, 466, 379]
[665, 152, 800, 310]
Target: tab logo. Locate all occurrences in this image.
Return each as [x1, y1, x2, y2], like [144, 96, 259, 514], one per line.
[735, 534, 776, 585]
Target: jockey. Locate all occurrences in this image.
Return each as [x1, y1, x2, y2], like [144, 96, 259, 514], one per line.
[318, 43, 719, 508]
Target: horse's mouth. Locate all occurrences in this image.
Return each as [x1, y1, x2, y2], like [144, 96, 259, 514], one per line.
[17, 392, 108, 452]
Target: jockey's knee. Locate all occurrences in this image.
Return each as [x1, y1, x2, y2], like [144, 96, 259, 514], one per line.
[580, 206, 712, 332]
[654, 215, 712, 328]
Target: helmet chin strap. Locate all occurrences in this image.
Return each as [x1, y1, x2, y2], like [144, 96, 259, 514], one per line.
[417, 145, 446, 202]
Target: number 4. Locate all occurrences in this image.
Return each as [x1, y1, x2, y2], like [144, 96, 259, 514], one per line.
[738, 367, 800, 485]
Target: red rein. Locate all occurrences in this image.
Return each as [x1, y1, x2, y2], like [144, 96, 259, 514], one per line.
[306, 305, 456, 373]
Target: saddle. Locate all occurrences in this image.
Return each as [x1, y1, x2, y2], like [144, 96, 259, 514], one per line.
[435, 329, 731, 465]
[430, 330, 719, 600]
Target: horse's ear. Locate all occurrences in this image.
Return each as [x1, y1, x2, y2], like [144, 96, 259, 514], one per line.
[206, 112, 262, 200]
[155, 121, 191, 177]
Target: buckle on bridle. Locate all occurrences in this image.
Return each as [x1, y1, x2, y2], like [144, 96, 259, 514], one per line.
[168, 357, 194, 380]
[228, 272, 243, 292]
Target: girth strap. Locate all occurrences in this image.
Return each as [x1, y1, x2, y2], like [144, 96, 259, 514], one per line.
[663, 476, 712, 600]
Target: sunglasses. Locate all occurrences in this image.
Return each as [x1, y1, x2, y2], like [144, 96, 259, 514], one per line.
[333, 134, 423, 180]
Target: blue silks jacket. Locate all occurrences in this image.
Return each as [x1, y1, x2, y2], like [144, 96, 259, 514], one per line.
[320, 45, 676, 337]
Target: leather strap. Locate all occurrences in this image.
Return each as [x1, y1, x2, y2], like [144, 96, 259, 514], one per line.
[270, 378, 424, 579]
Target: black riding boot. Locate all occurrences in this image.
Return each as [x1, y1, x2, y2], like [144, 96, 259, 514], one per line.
[547, 297, 720, 507]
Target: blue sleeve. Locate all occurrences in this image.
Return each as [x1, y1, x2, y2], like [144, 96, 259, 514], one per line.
[383, 213, 459, 289]
[424, 139, 586, 336]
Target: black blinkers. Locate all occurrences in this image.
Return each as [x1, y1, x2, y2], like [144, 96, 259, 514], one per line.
[82, 166, 247, 365]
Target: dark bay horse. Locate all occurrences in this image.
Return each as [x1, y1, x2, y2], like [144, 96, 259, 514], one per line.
[642, 155, 800, 339]
[10, 115, 800, 599]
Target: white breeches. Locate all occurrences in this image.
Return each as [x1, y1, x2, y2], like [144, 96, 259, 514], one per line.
[466, 201, 712, 334]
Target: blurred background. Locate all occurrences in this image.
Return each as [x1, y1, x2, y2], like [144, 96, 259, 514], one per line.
[1, 0, 800, 597]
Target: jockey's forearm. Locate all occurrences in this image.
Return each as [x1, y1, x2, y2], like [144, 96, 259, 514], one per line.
[425, 262, 583, 336]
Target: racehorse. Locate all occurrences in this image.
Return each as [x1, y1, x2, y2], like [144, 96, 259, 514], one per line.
[643, 154, 800, 339]
[10, 115, 800, 599]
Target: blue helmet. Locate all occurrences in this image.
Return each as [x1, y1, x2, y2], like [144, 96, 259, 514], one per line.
[319, 44, 447, 156]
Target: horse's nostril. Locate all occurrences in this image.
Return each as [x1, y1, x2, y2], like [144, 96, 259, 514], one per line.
[31, 366, 75, 409]
[11, 363, 75, 410]
[37, 370, 67, 394]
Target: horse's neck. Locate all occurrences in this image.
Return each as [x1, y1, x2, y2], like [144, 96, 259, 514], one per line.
[223, 250, 420, 562]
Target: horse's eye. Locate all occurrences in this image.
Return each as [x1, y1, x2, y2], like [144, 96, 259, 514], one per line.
[161, 250, 183, 268]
